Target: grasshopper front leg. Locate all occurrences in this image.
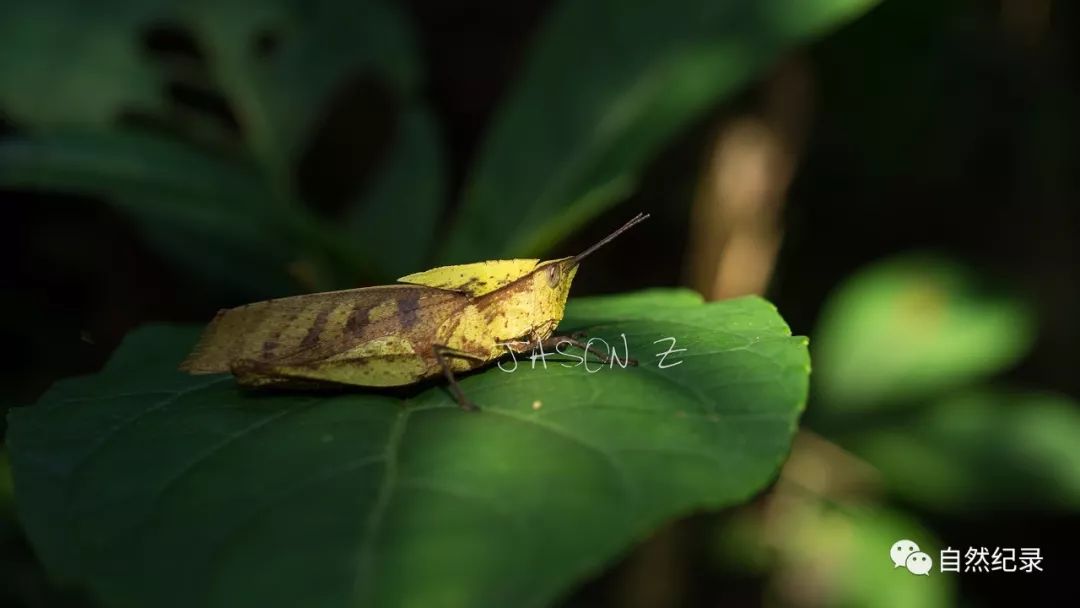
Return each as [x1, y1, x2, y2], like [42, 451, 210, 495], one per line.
[432, 344, 486, 411]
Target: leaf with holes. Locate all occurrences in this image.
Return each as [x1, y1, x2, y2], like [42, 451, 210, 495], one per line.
[7, 290, 808, 607]
[0, 0, 419, 160]
[0, 0, 427, 289]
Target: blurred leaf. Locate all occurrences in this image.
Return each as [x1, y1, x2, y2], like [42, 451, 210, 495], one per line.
[346, 106, 445, 279]
[848, 390, 1080, 512]
[717, 502, 953, 608]
[0, 0, 425, 289]
[186, 0, 421, 165]
[0, 0, 420, 162]
[813, 254, 1034, 411]
[441, 0, 881, 262]
[0, 0, 424, 289]
[774, 506, 952, 608]
[0, 131, 299, 295]
[7, 292, 808, 608]
[0, 0, 168, 129]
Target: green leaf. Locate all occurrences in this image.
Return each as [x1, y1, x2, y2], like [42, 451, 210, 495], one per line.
[812, 254, 1034, 411]
[0, 131, 298, 296]
[346, 106, 446, 279]
[441, 0, 881, 262]
[847, 390, 1080, 512]
[7, 291, 807, 608]
[558, 287, 708, 323]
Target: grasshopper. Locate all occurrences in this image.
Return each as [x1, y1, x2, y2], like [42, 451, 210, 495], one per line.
[181, 213, 649, 410]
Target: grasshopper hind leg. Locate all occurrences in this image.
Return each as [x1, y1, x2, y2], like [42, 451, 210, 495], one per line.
[229, 352, 430, 390]
[229, 359, 346, 391]
[229, 359, 317, 390]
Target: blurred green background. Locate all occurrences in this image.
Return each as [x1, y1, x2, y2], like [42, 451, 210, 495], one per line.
[3, 0, 1079, 606]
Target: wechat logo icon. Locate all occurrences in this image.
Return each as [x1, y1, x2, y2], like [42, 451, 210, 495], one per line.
[890, 539, 933, 576]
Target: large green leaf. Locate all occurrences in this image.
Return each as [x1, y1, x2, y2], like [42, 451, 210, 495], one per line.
[441, 0, 881, 262]
[7, 291, 807, 608]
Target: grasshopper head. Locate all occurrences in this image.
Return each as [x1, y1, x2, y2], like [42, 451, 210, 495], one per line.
[484, 214, 649, 344]
[527, 212, 650, 329]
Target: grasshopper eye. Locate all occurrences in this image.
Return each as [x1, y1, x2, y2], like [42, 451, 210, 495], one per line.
[546, 265, 560, 286]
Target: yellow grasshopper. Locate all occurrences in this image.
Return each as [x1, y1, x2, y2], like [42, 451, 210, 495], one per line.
[181, 213, 649, 409]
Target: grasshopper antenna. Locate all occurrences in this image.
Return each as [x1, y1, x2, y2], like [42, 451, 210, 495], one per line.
[572, 212, 650, 266]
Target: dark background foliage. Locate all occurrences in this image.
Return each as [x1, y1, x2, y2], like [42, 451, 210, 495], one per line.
[3, 0, 1079, 606]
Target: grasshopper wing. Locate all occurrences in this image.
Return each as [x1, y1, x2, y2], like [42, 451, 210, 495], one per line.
[180, 285, 465, 376]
